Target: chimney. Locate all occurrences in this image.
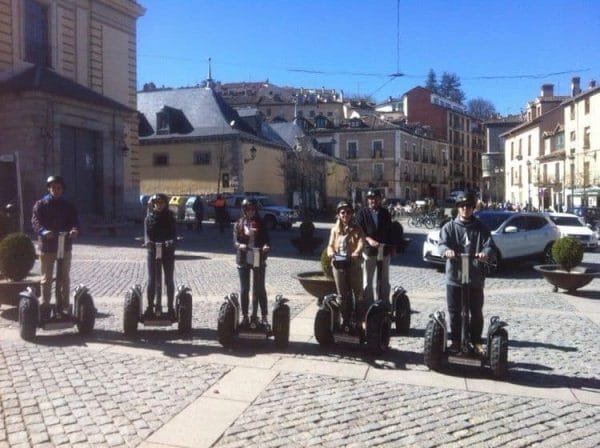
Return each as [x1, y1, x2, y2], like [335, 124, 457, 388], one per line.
[571, 77, 581, 96]
[541, 84, 554, 98]
[590, 80, 597, 89]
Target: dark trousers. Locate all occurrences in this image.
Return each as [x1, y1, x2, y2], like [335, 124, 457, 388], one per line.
[238, 264, 268, 318]
[446, 284, 484, 345]
[147, 249, 175, 309]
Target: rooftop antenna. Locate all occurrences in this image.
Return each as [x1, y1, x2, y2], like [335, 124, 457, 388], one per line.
[205, 57, 215, 89]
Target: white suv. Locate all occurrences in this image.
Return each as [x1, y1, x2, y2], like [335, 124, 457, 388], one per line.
[224, 194, 297, 230]
[423, 211, 560, 268]
[545, 212, 598, 250]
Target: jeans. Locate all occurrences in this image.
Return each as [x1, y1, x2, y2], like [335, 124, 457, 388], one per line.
[332, 258, 364, 322]
[446, 284, 484, 345]
[362, 253, 391, 306]
[40, 251, 72, 309]
[238, 264, 267, 318]
[147, 248, 175, 309]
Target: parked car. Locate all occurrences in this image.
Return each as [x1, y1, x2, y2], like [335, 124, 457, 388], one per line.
[567, 206, 600, 227]
[422, 211, 560, 268]
[224, 194, 297, 230]
[184, 195, 209, 229]
[545, 212, 598, 251]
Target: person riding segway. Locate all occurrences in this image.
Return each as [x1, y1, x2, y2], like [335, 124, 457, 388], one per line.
[123, 193, 192, 335]
[218, 197, 290, 349]
[19, 176, 95, 340]
[423, 191, 508, 378]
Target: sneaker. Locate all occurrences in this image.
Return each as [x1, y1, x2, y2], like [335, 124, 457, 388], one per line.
[261, 316, 269, 327]
[250, 315, 259, 328]
[167, 307, 176, 320]
[143, 307, 154, 319]
[240, 315, 249, 327]
[473, 343, 484, 355]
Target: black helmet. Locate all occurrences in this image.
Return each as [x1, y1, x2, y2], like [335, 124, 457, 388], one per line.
[366, 189, 381, 198]
[241, 197, 258, 209]
[455, 191, 476, 207]
[336, 200, 352, 213]
[150, 193, 169, 204]
[46, 175, 65, 187]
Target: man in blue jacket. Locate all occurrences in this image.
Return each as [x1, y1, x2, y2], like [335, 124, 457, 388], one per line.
[438, 191, 496, 354]
[31, 176, 80, 315]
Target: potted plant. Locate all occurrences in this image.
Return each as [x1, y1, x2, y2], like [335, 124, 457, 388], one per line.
[534, 236, 599, 292]
[293, 248, 336, 298]
[0, 232, 40, 307]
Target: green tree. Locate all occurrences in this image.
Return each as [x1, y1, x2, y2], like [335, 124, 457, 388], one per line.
[439, 72, 465, 104]
[425, 69, 438, 93]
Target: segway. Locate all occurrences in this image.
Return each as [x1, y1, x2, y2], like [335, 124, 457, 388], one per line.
[423, 253, 508, 378]
[313, 247, 391, 355]
[123, 239, 192, 335]
[217, 249, 290, 349]
[217, 293, 290, 349]
[18, 232, 95, 341]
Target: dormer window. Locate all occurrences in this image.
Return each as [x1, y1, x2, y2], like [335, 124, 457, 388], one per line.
[350, 118, 362, 128]
[156, 111, 169, 134]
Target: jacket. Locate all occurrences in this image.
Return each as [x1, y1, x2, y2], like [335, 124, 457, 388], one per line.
[356, 206, 394, 256]
[233, 216, 270, 266]
[327, 222, 364, 258]
[438, 216, 496, 287]
[31, 194, 80, 253]
[145, 208, 177, 246]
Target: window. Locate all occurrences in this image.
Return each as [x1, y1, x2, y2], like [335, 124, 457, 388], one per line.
[570, 104, 575, 120]
[222, 173, 230, 188]
[153, 153, 169, 166]
[583, 127, 590, 149]
[315, 115, 326, 128]
[24, 0, 50, 66]
[584, 98, 590, 114]
[570, 131, 576, 142]
[373, 163, 384, 181]
[527, 135, 531, 156]
[193, 151, 211, 165]
[372, 140, 383, 158]
[510, 142, 514, 159]
[347, 141, 358, 159]
[156, 111, 169, 134]
[350, 118, 362, 128]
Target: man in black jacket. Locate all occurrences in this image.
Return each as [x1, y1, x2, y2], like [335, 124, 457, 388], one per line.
[31, 175, 80, 315]
[356, 189, 394, 306]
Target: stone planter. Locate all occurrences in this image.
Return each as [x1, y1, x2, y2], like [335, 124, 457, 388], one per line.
[293, 271, 336, 298]
[533, 264, 599, 292]
[0, 274, 41, 307]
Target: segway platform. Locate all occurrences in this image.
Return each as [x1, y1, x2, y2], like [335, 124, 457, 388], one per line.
[217, 293, 290, 349]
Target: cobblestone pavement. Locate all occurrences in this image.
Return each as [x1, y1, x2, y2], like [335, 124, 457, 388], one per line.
[0, 221, 599, 447]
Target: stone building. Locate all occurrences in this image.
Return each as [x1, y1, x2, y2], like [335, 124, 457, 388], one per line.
[0, 0, 144, 225]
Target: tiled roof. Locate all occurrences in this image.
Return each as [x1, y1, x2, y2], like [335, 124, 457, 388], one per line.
[0, 65, 133, 112]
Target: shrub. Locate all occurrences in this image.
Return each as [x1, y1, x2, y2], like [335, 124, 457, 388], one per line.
[0, 233, 36, 281]
[320, 247, 333, 279]
[551, 236, 584, 272]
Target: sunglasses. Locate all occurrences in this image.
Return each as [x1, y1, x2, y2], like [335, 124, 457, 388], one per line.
[339, 210, 353, 215]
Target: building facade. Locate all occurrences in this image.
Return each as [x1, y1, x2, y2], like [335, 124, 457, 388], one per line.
[0, 0, 144, 223]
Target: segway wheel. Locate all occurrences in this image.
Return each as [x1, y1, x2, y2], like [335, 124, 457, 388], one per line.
[366, 308, 391, 355]
[76, 292, 95, 336]
[123, 291, 139, 336]
[314, 308, 334, 347]
[489, 329, 509, 379]
[217, 302, 235, 348]
[394, 292, 411, 335]
[177, 290, 193, 334]
[423, 319, 444, 370]
[18, 296, 38, 341]
[272, 302, 290, 350]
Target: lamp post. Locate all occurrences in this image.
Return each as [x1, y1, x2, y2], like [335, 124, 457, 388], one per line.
[526, 160, 532, 210]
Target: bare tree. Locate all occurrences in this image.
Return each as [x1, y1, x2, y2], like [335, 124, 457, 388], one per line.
[467, 98, 498, 120]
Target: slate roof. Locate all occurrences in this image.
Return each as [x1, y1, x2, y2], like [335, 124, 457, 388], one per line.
[137, 86, 258, 140]
[0, 65, 133, 112]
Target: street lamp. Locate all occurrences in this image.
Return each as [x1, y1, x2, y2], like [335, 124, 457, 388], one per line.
[526, 160, 532, 210]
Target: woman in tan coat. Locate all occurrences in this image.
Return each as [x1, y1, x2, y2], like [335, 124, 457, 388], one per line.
[327, 200, 365, 326]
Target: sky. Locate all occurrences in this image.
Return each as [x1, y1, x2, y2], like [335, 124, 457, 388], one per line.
[136, 0, 600, 116]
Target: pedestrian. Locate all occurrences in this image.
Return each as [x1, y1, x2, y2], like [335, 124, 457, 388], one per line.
[233, 197, 271, 327]
[326, 200, 365, 326]
[211, 194, 227, 233]
[356, 189, 395, 306]
[31, 175, 80, 316]
[192, 196, 204, 231]
[438, 191, 496, 354]
[144, 193, 177, 319]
